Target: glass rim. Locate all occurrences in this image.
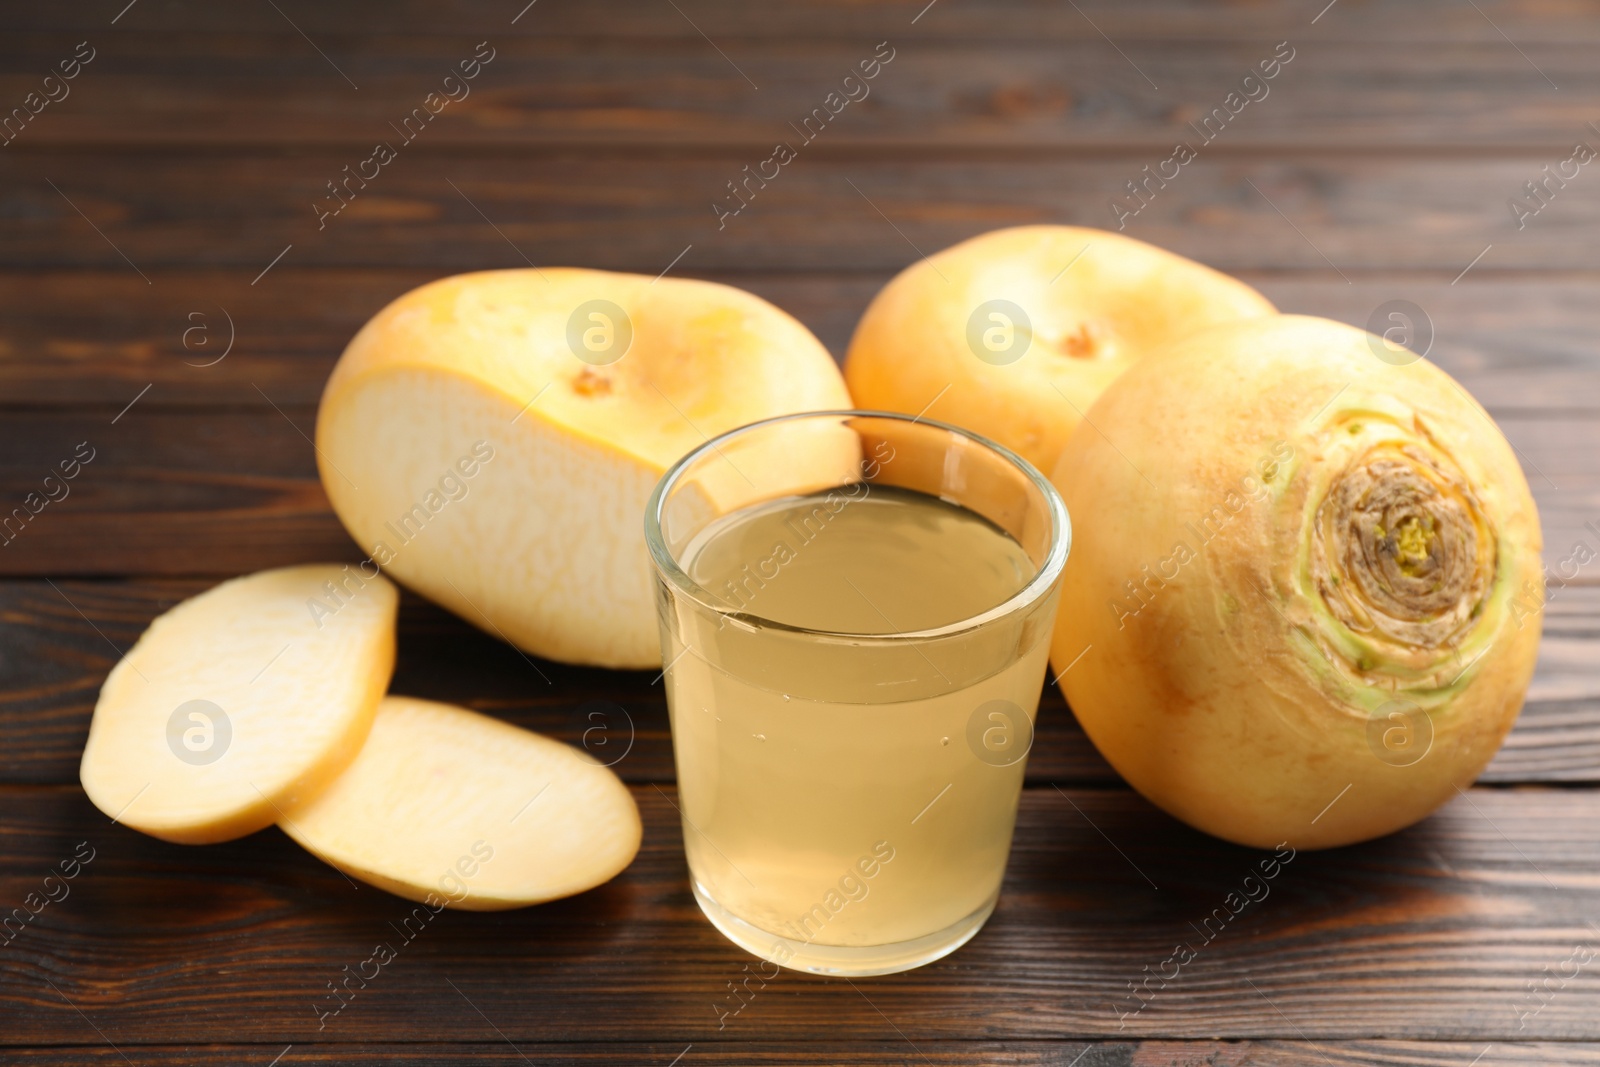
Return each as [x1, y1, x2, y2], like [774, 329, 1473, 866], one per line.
[643, 408, 1072, 643]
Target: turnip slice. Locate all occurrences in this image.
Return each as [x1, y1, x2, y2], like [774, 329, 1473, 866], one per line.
[278, 696, 641, 909]
[80, 564, 398, 844]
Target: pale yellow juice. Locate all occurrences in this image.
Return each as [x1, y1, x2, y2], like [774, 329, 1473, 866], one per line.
[661, 484, 1053, 973]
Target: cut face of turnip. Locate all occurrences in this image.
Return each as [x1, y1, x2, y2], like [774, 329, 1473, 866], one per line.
[79, 565, 398, 844]
[277, 696, 642, 909]
[315, 268, 852, 669]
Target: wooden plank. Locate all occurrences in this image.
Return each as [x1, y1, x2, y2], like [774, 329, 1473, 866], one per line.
[2, 270, 1597, 411]
[11, 0, 1600, 42]
[0, 409, 1591, 576]
[1257, 276, 1600, 413]
[1, 34, 1596, 149]
[5, 1042, 1600, 1065]
[1494, 586, 1600, 782]
[0, 410, 357, 575]
[3, 155, 1597, 272]
[1, 785, 1597, 1043]
[0, 269, 440, 408]
[0, 578, 1592, 788]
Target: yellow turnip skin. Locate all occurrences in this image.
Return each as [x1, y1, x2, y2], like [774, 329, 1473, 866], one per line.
[1050, 315, 1543, 849]
[845, 225, 1276, 476]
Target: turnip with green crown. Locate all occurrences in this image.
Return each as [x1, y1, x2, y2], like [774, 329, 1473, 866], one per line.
[1049, 314, 1543, 849]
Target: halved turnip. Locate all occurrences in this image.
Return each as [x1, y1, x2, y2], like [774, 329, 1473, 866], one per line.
[316, 268, 852, 669]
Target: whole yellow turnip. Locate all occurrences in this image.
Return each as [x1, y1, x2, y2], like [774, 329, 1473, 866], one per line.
[845, 225, 1276, 477]
[1050, 314, 1543, 849]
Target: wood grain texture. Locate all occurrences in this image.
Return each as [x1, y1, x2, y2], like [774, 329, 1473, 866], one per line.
[2, 270, 1598, 412]
[0, 579, 1592, 788]
[0, 33, 1595, 149]
[11, 0, 1600, 42]
[0, 410, 355, 575]
[3, 154, 1594, 272]
[6, 1042, 1600, 1066]
[1, 785, 1597, 1045]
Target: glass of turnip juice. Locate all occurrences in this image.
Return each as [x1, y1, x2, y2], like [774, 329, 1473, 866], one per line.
[645, 410, 1069, 976]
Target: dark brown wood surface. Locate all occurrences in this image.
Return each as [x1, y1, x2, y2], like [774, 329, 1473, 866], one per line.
[3, 2, 1598, 1063]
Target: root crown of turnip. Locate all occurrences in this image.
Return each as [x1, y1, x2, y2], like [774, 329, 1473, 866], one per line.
[1309, 436, 1496, 672]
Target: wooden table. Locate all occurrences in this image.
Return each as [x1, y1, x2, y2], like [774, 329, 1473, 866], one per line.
[4, 2, 1599, 1063]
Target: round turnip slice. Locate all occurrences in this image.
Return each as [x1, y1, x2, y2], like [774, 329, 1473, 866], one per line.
[80, 564, 398, 844]
[277, 696, 642, 909]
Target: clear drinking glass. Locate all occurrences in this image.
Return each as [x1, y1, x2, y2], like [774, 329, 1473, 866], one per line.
[644, 410, 1070, 976]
